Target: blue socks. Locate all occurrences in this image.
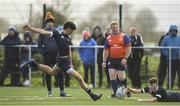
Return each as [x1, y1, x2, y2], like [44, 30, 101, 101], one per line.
[111, 80, 117, 94]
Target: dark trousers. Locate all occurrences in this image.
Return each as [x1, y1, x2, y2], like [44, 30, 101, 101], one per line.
[167, 59, 180, 89]
[98, 63, 110, 88]
[54, 72, 70, 87]
[43, 54, 64, 92]
[0, 59, 20, 86]
[158, 57, 167, 87]
[83, 64, 95, 87]
[127, 58, 142, 88]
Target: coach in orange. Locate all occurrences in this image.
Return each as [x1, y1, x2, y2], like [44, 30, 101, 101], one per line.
[102, 21, 131, 98]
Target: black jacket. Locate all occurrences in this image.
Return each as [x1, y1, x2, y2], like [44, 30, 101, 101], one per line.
[21, 39, 37, 60]
[92, 34, 105, 64]
[0, 32, 21, 60]
[38, 28, 57, 56]
[129, 34, 144, 59]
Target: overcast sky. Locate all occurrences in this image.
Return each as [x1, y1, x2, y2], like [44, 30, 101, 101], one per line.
[0, 0, 180, 31]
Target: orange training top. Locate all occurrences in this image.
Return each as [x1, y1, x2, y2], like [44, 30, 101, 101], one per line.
[104, 33, 131, 58]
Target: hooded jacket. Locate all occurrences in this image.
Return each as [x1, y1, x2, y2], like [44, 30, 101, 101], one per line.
[20, 32, 37, 61]
[0, 28, 21, 60]
[79, 38, 97, 65]
[161, 25, 180, 60]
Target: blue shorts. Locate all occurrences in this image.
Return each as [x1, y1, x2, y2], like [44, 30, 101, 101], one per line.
[108, 58, 126, 71]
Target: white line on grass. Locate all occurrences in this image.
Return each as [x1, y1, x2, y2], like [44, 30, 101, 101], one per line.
[0, 96, 77, 101]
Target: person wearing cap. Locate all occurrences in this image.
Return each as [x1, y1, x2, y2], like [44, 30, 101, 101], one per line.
[79, 29, 97, 88]
[20, 32, 37, 87]
[38, 12, 69, 97]
[128, 77, 180, 102]
[0, 26, 21, 86]
[161, 25, 180, 89]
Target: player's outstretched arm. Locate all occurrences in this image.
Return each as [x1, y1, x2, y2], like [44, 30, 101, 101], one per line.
[23, 25, 51, 36]
[138, 98, 157, 102]
[127, 87, 141, 93]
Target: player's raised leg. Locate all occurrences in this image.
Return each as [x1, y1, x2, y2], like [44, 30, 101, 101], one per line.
[20, 59, 60, 76]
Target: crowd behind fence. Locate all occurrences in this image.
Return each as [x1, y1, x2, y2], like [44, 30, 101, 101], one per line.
[0, 45, 180, 89]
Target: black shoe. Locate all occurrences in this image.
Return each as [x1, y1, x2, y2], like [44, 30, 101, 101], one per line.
[90, 93, 102, 101]
[60, 92, 71, 97]
[20, 59, 38, 70]
[126, 91, 131, 97]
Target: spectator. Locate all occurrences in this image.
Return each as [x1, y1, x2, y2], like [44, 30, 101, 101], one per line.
[103, 27, 111, 88]
[0, 26, 21, 86]
[157, 32, 169, 88]
[91, 26, 105, 88]
[127, 27, 144, 88]
[79, 29, 96, 88]
[161, 25, 180, 89]
[20, 32, 37, 87]
[38, 12, 69, 97]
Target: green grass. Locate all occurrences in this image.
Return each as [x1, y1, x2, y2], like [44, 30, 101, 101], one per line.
[0, 87, 180, 106]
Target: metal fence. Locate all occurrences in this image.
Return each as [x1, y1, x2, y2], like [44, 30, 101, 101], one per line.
[0, 45, 180, 89]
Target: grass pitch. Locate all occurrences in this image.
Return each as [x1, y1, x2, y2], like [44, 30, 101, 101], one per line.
[0, 87, 180, 106]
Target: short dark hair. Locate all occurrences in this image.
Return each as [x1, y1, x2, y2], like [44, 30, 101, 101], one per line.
[148, 77, 158, 84]
[63, 21, 76, 30]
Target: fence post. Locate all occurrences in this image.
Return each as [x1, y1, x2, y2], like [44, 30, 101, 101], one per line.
[119, 4, 122, 30]
[168, 48, 172, 90]
[94, 46, 98, 88]
[28, 46, 32, 84]
[145, 56, 149, 82]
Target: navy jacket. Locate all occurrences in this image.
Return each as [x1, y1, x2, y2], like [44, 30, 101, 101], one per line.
[38, 27, 57, 56]
[20, 35, 37, 63]
[0, 32, 21, 60]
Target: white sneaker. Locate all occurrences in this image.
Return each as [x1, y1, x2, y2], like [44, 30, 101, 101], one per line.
[48, 92, 52, 97]
[23, 80, 30, 87]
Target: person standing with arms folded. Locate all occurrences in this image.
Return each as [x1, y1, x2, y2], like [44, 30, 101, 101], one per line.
[127, 27, 144, 88]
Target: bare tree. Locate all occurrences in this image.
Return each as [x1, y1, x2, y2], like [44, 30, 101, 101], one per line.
[0, 18, 9, 33]
[133, 8, 158, 42]
[78, 1, 119, 33]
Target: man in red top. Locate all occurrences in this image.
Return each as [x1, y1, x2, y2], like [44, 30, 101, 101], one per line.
[102, 21, 131, 98]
